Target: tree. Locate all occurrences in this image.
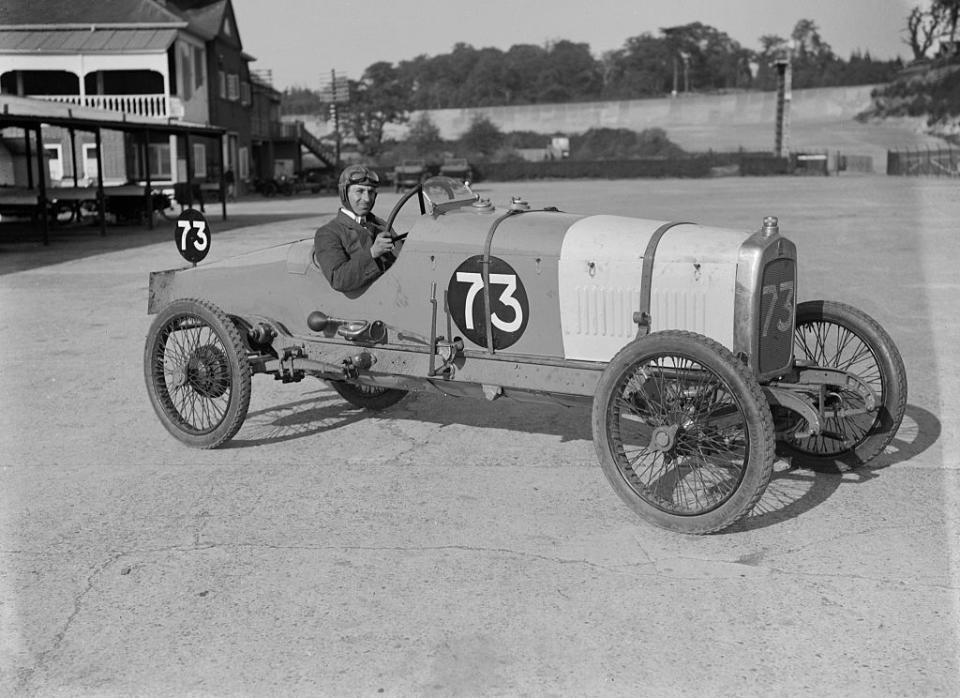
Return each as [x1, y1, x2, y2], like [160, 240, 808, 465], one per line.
[459, 115, 503, 158]
[660, 23, 753, 92]
[905, 5, 946, 60]
[602, 33, 672, 98]
[936, 0, 960, 42]
[281, 86, 324, 115]
[790, 19, 838, 88]
[460, 48, 512, 106]
[538, 40, 603, 102]
[342, 61, 411, 158]
[406, 113, 442, 153]
[503, 44, 550, 104]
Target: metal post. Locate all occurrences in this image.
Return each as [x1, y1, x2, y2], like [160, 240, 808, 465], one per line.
[773, 55, 792, 159]
[95, 128, 106, 237]
[144, 129, 153, 230]
[218, 133, 227, 221]
[69, 128, 78, 187]
[184, 134, 193, 207]
[34, 125, 48, 245]
[24, 127, 33, 189]
[331, 69, 342, 169]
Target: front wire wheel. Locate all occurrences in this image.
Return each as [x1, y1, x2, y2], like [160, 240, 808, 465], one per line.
[144, 299, 252, 448]
[592, 331, 775, 534]
[779, 300, 907, 470]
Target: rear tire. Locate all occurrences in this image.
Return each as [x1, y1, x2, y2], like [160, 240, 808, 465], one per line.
[328, 380, 407, 410]
[144, 299, 251, 448]
[777, 300, 907, 470]
[592, 331, 775, 534]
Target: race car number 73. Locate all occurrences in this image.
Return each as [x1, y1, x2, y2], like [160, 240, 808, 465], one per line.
[762, 279, 794, 337]
[177, 219, 209, 252]
[455, 271, 523, 332]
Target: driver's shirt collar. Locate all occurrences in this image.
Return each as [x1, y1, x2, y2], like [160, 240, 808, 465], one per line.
[340, 207, 366, 225]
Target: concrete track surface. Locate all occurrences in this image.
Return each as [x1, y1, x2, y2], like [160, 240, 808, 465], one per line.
[1, 175, 958, 697]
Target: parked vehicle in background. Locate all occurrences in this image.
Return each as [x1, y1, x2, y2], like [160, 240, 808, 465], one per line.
[440, 157, 472, 183]
[393, 160, 427, 191]
[246, 174, 325, 197]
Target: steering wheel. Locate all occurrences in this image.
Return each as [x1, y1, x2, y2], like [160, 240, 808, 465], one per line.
[384, 182, 425, 237]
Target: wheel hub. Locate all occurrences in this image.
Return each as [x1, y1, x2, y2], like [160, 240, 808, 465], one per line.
[183, 344, 229, 398]
[649, 424, 679, 452]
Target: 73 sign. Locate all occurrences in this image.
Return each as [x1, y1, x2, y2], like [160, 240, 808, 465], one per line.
[448, 256, 529, 350]
[174, 209, 210, 264]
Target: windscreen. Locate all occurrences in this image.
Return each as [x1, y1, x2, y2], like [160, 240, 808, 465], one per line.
[422, 177, 476, 210]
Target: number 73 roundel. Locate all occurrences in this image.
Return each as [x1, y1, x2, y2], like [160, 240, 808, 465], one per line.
[447, 255, 529, 350]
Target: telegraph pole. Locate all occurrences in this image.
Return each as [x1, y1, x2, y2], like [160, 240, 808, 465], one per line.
[324, 69, 350, 169]
[329, 69, 342, 169]
[774, 48, 793, 158]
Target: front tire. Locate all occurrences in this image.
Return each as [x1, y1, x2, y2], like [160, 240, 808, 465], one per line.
[328, 380, 407, 410]
[144, 299, 252, 448]
[592, 331, 775, 534]
[778, 300, 907, 470]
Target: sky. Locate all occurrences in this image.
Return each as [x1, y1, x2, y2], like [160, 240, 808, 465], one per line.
[230, 0, 917, 91]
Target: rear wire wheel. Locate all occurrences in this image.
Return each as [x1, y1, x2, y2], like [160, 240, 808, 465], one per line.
[144, 299, 251, 448]
[778, 300, 907, 470]
[328, 380, 407, 410]
[592, 331, 775, 534]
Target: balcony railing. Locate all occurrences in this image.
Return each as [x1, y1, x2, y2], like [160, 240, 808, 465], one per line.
[34, 94, 180, 119]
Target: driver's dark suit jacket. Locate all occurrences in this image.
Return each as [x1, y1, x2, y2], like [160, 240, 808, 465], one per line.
[314, 210, 397, 293]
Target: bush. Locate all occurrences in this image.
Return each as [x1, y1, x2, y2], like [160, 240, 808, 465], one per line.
[476, 157, 712, 181]
[570, 127, 685, 160]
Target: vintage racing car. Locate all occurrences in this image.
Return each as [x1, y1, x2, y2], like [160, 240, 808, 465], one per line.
[144, 177, 907, 534]
[440, 157, 472, 183]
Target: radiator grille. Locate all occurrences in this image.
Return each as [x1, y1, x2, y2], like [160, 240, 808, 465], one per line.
[757, 258, 795, 375]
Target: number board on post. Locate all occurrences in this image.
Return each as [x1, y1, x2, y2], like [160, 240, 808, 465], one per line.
[175, 209, 211, 264]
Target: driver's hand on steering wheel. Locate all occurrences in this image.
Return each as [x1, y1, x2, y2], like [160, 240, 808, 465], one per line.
[370, 231, 395, 259]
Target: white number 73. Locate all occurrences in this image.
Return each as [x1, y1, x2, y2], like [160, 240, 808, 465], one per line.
[177, 220, 208, 251]
[456, 272, 523, 332]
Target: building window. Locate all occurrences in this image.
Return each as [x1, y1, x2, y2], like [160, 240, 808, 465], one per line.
[240, 81, 251, 105]
[181, 44, 193, 101]
[194, 46, 205, 89]
[82, 144, 99, 181]
[238, 147, 249, 179]
[218, 70, 226, 99]
[149, 143, 172, 179]
[44, 145, 63, 183]
[227, 74, 239, 101]
[193, 143, 207, 177]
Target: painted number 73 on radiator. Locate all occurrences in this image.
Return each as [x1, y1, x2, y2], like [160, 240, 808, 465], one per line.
[761, 279, 795, 337]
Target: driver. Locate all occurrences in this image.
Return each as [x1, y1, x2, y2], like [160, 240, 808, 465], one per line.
[314, 165, 401, 293]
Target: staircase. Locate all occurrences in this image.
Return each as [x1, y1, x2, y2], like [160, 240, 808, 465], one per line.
[294, 122, 337, 168]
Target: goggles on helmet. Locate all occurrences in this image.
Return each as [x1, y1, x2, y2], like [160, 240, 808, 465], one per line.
[344, 167, 380, 187]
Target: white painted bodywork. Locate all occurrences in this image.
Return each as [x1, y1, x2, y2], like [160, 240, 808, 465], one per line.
[558, 215, 751, 361]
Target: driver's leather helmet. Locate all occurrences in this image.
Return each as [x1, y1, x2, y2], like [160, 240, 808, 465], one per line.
[338, 165, 380, 211]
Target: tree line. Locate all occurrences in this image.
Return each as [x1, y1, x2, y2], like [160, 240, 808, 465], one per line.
[283, 18, 902, 117]
[282, 8, 960, 158]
